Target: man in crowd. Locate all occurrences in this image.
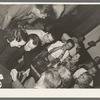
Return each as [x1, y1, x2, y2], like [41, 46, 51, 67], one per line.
[26, 29, 55, 45]
[47, 39, 75, 63]
[0, 30, 41, 69]
[1, 4, 53, 30]
[32, 39, 75, 74]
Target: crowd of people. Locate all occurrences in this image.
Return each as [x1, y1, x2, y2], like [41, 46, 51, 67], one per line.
[0, 4, 99, 88]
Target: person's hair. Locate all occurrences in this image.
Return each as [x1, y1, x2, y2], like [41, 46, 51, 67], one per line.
[56, 65, 72, 88]
[41, 68, 61, 88]
[28, 34, 41, 46]
[5, 28, 28, 42]
[35, 4, 53, 17]
[66, 39, 75, 50]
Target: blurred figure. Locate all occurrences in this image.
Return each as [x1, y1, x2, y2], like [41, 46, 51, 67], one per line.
[78, 61, 97, 77]
[56, 64, 72, 88]
[1, 4, 53, 30]
[11, 68, 61, 88]
[94, 56, 100, 69]
[62, 53, 80, 74]
[73, 68, 93, 88]
[26, 29, 55, 45]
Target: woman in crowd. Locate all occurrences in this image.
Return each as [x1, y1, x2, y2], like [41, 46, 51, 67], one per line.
[73, 68, 93, 88]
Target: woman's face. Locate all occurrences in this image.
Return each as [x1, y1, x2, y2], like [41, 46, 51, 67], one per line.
[71, 54, 80, 62]
[88, 67, 97, 76]
[77, 73, 89, 85]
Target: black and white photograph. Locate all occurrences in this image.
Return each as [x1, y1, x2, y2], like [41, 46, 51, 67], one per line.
[0, 3, 100, 90]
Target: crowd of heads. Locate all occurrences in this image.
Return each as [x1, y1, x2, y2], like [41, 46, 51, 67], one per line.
[22, 33, 97, 89]
[0, 4, 99, 88]
[9, 31, 97, 88]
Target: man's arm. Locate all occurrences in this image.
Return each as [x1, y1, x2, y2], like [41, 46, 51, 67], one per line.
[10, 69, 24, 88]
[49, 46, 62, 54]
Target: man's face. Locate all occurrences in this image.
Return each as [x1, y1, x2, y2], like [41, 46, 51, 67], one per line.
[64, 42, 73, 50]
[43, 34, 54, 44]
[24, 39, 37, 51]
[34, 9, 47, 19]
[9, 39, 26, 48]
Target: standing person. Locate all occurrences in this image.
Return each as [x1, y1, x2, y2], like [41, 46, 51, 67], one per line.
[1, 4, 53, 30]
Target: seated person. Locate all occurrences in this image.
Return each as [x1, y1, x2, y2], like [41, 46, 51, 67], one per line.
[10, 68, 61, 88]
[47, 39, 75, 65]
[73, 68, 93, 88]
[61, 33, 78, 56]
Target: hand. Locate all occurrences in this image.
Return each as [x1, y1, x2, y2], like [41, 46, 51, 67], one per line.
[10, 69, 18, 82]
[9, 39, 19, 48]
[22, 68, 30, 77]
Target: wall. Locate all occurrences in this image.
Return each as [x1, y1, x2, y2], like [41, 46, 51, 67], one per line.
[83, 25, 100, 59]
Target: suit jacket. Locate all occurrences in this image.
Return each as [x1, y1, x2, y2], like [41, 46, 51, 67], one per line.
[0, 64, 12, 88]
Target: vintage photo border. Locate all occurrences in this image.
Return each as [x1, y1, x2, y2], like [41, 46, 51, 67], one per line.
[0, 0, 100, 98]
